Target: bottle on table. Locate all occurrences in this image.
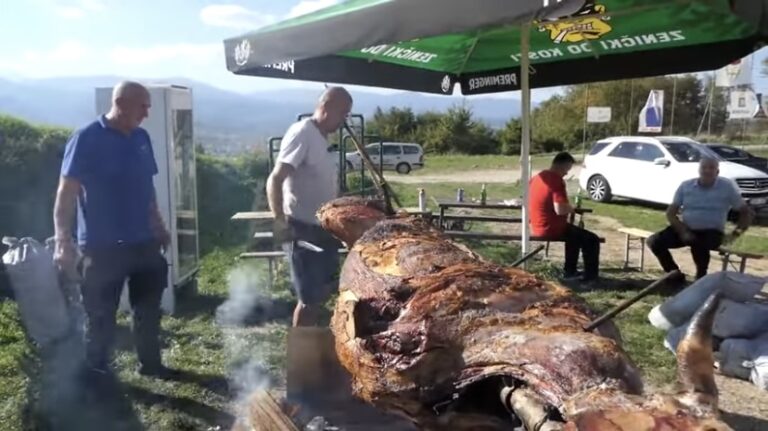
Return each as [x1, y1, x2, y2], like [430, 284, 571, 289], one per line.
[418, 188, 426, 211]
[480, 184, 487, 206]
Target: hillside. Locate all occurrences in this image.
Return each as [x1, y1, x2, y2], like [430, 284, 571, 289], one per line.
[0, 76, 524, 155]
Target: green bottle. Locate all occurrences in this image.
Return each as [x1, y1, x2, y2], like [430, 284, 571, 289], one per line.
[480, 184, 487, 205]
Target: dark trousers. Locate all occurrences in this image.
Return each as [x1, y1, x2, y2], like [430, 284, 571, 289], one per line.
[80, 241, 168, 370]
[561, 225, 601, 279]
[647, 226, 724, 279]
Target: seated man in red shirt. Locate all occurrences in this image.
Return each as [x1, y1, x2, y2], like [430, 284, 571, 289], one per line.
[529, 152, 601, 283]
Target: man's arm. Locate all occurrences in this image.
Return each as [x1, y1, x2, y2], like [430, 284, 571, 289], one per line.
[666, 203, 689, 235]
[666, 182, 691, 237]
[729, 180, 753, 233]
[551, 177, 573, 216]
[53, 176, 80, 241]
[266, 163, 295, 220]
[149, 190, 170, 247]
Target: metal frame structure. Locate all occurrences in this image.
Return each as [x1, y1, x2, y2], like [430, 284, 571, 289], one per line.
[266, 114, 384, 197]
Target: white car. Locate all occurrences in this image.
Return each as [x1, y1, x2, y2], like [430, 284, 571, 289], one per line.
[345, 142, 425, 174]
[578, 136, 768, 214]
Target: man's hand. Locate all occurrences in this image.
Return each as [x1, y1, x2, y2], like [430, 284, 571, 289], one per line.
[154, 225, 172, 252]
[53, 237, 78, 279]
[273, 215, 292, 243]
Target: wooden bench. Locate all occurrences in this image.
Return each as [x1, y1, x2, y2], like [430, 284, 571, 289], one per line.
[619, 227, 764, 274]
[238, 249, 349, 289]
[618, 228, 655, 271]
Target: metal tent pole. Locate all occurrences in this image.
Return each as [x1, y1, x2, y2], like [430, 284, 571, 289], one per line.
[520, 23, 532, 262]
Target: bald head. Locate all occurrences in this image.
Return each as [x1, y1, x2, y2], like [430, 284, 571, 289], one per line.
[108, 80, 151, 133]
[112, 81, 148, 102]
[313, 86, 353, 134]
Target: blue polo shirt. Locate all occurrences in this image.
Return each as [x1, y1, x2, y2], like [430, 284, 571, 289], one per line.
[60, 115, 159, 248]
[672, 177, 745, 232]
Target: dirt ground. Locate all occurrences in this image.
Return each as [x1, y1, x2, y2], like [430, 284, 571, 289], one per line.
[385, 167, 583, 184]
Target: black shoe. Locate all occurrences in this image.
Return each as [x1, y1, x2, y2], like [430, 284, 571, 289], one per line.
[667, 272, 687, 285]
[138, 364, 182, 380]
[561, 271, 584, 282]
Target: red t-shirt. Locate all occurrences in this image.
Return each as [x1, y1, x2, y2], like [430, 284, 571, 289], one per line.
[529, 170, 569, 238]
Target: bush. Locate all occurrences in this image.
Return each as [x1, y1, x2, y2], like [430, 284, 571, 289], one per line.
[0, 116, 70, 240]
[536, 138, 565, 153]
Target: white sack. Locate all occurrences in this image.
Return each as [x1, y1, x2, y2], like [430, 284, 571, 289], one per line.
[748, 334, 768, 391]
[2, 237, 71, 346]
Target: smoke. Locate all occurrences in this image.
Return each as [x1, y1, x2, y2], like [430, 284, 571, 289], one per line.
[215, 265, 272, 327]
[216, 265, 281, 428]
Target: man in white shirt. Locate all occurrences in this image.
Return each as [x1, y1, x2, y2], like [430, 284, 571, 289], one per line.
[266, 87, 352, 327]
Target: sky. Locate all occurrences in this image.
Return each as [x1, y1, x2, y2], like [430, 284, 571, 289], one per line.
[1, 0, 767, 103]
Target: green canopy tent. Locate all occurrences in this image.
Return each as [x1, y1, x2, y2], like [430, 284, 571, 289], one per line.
[224, 0, 768, 254]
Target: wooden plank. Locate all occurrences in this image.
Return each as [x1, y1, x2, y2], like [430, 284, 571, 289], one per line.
[618, 227, 655, 238]
[234, 208, 427, 221]
[231, 211, 274, 220]
[253, 232, 274, 239]
[240, 249, 350, 259]
[433, 214, 522, 223]
[240, 251, 286, 259]
[245, 390, 300, 431]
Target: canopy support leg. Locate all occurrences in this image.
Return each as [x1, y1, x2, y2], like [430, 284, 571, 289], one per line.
[520, 23, 532, 266]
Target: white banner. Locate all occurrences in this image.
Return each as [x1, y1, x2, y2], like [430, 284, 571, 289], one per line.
[716, 55, 753, 88]
[587, 106, 611, 123]
[638, 89, 664, 133]
[728, 89, 762, 119]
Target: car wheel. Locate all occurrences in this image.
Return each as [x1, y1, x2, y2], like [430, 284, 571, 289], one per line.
[396, 163, 411, 174]
[587, 175, 612, 202]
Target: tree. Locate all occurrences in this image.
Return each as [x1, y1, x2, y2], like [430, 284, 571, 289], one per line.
[530, 75, 709, 151]
[368, 106, 418, 141]
[497, 118, 521, 155]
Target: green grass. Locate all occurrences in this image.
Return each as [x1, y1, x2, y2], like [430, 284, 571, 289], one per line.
[580, 285, 677, 387]
[392, 182, 523, 208]
[0, 247, 297, 431]
[0, 300, 36, 431]
[413, 153, 563, 175]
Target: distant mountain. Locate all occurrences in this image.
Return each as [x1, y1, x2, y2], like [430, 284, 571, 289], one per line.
[0, 76, 523, 154]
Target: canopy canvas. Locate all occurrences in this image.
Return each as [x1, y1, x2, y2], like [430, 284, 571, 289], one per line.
[225, 0, 768, 95]
[223, 0, 768, 253]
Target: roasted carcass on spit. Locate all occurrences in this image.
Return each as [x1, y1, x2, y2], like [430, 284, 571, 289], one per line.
[317, 196, 732, 431]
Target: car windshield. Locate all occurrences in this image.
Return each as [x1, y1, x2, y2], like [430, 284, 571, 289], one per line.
[659, 140, 721, 163]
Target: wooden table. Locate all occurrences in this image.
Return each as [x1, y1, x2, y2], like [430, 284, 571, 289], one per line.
[432, 198, 592, 230]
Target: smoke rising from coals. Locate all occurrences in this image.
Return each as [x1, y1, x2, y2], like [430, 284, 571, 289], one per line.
[216, 265, 279, 427]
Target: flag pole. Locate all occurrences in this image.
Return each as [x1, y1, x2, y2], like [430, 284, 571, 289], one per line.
[520, 22, 532, 263]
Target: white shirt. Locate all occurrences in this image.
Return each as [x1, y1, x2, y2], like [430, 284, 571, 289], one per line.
[276, 119, 339, 224]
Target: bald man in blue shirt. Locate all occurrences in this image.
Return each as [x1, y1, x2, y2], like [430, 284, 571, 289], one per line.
[648, 157, 753, 284]
[53, 81, 176, 383]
